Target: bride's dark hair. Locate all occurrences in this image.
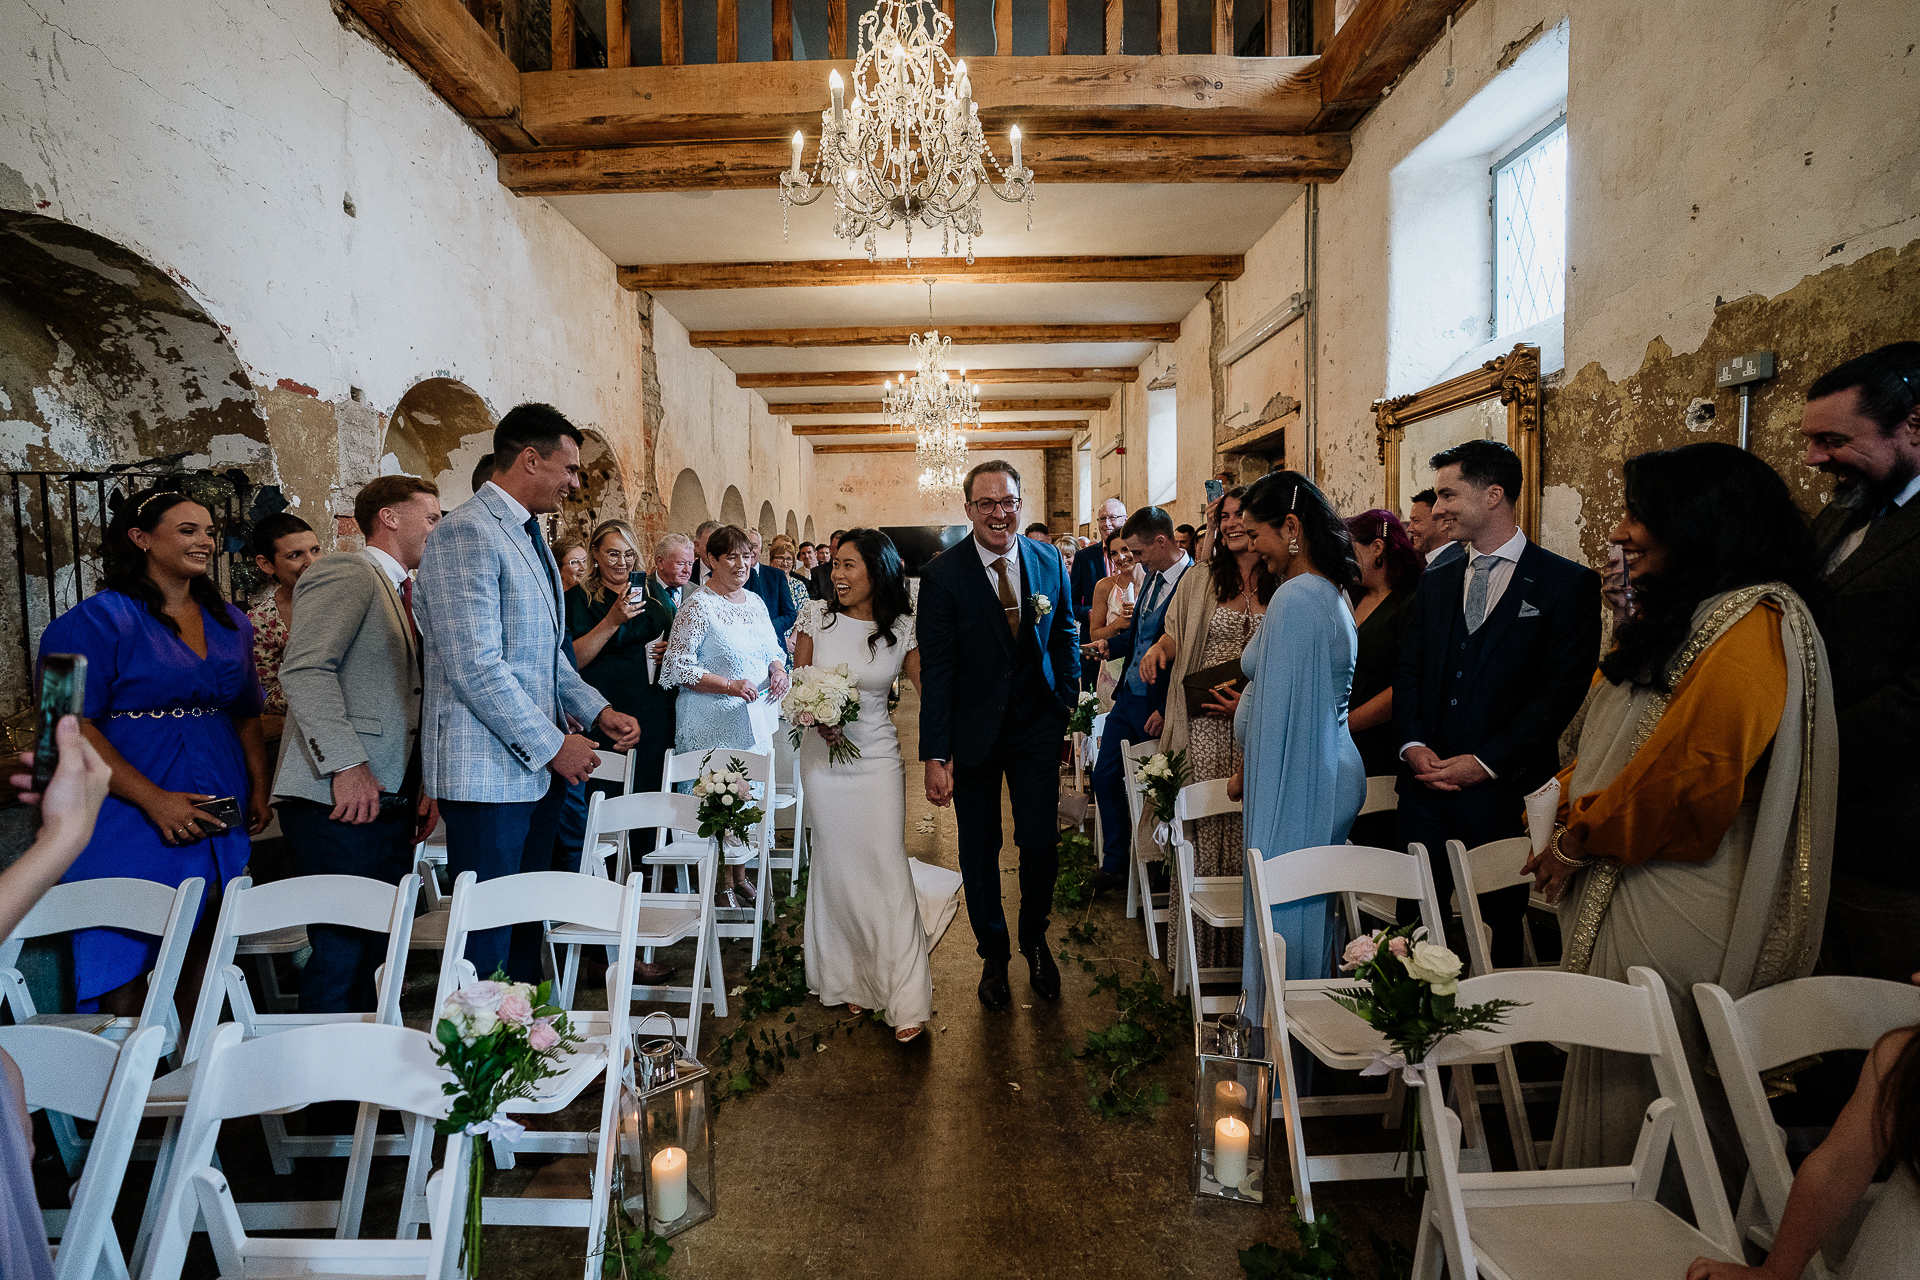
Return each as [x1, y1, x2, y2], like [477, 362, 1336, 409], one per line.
[1600, 443, 1821, 691]
[822, 528, 913, 655]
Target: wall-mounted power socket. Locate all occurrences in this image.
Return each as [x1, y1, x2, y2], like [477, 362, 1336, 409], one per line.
[1715, 351, 1775, 388]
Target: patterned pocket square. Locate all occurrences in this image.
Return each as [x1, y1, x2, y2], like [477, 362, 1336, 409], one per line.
[1517, 601, 1541, 618]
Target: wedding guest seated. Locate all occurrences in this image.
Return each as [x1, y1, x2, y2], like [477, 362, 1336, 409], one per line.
[1528, 442, 1833, 1176]
[1343, 508, 1423, 848]
[246, 512, 321, 746]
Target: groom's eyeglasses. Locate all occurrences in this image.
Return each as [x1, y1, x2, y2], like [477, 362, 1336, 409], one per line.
[969, 498, 1023, 514]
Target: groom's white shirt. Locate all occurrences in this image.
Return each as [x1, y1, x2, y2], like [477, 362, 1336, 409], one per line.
[974, 533, 1022, 596]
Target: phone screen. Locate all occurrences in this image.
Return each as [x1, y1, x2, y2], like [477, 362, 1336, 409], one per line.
[33, 654, 88, 791]
[1205, 478, 1224, 504]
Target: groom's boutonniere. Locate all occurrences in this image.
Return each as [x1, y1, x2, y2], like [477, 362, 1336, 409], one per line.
[1028, 593, 1051, 618]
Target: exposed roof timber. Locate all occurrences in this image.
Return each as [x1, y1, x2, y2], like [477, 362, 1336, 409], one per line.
[338, 0, 534, 148]
[813, 439, 1076, 454]
[770, 396, 1113, 414]
[790, 420, 1089, 436]
[741, 368, 1138, 388]
[621, 255, 1242, 291]
[500, 131, 1348, 194]
[518, 56, 1324, 147]
[1313, 0, 1470, 127]
[690, 323, 1180, 348]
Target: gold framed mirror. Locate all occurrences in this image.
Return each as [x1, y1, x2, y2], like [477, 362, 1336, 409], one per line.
[1374, 343, 1542, 539]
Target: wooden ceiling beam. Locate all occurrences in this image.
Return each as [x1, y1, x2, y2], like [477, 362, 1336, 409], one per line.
[791, 420, 1089, 436]
[812, 439, 1072, 454]
[1314, 0, 1468, 125]
[768, 396, 1113, 414]
[338, 0, 534, 148]
[740, 368, 1139, 388]
[517, 56, 1322, 147]
[621, 255, 1241, 291]
[690, 322, 1180, 348]
[502, 131, 1347, 194]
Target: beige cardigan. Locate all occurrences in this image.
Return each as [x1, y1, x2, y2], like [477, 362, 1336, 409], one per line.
[1157, 566, 1224, 758]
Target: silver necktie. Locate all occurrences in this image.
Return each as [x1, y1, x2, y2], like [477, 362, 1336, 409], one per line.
[1464, 554, 1498, 633]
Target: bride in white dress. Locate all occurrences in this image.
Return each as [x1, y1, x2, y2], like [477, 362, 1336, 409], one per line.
[793, 530, 935, 1044]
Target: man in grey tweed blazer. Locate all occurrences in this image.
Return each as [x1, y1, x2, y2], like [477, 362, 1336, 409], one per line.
[415, 404, 640, 982]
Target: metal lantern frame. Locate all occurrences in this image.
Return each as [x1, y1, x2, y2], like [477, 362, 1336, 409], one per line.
[1191, 1013, 1273, 1203]
[617, 1019, 717, 1239]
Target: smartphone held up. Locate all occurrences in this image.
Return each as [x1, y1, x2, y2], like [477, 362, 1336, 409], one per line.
[33, 654, 88, 792]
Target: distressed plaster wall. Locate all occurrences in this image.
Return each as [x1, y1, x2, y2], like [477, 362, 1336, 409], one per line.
[807, 448, 1053, 529]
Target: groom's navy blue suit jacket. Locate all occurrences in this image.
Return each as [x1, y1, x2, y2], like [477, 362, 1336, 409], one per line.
[918, 534, 1081, 766]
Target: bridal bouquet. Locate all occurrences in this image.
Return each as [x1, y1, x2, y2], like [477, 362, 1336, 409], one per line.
[691, 754, 765, 847]
[781, 664, 863, 766]
[434, 973, 583, 1277]
[1065, 689, 1098, 737]
[1132, 749, 1188, 846]
[1328, 923, 1523, 1189]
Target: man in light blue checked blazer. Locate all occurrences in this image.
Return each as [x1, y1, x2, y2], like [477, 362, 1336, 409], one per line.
[415, 403, 641, 982]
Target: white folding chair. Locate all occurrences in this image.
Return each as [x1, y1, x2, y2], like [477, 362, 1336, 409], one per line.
[0, 875, 201, 1174]
[1167, 777, 1243, 1013]
[551, 790, 727, 1049]
[1117, 738, 1167, 959]
[2, 1022, 165, 1280]
[1697, 975, 1920, 1277]
[1341, 774, 1401, 935]
[578, 748, 637, 882]
[768, 727, 808, 898]
[646, 746, 776, 967]
[1412, 967, 1743, 1280]
[138, 1021, 466, 1280]
[1248, 843, 1514, 1218]
[131, 873, 420, 1268]
[413, 868, 638, 1264]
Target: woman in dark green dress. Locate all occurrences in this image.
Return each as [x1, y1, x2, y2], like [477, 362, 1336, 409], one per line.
[1344, 509, 1424, 849]
[565, 521, 683, 797]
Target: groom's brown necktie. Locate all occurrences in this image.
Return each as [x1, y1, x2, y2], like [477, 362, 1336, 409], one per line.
[993, 556, 1019, 636]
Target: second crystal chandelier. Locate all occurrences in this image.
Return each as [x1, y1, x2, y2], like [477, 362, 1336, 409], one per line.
[884, 327, 978, 501]
[779, 0, 1034, 264]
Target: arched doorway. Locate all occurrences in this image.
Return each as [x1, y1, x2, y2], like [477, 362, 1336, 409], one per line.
[558, 429, 630, 547]
[0, 211, 268, 723]
[804, 516, 816, 543]
[719, 485, 747, 528]
[668, 468, 710, 535]
[380, 378, 497, 509]
[785, 510, 799, 542]
[756, 501, 778, 541]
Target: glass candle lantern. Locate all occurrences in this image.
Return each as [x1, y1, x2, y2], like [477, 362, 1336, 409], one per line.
[616, 1031, 716, 1238]
[1191, 1014, 1272, 1203]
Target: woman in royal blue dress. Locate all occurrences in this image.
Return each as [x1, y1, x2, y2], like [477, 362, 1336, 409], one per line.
[35, 486, 272, 1016]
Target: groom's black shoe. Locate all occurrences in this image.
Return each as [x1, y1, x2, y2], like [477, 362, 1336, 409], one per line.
[1022, 944, 1061, 1001]
[1088, 869, 1127, 899]
[978, 957, 1012, 1010]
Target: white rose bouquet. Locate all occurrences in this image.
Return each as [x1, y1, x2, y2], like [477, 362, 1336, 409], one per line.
[691, 753, 766, 846]
[1065, 689, 1098, 737]
[1131, 749, 1188, 827]
[780, 663, 863, 766]
[433, 972, 583, 1277]
[1328, 923, 1523, 1188]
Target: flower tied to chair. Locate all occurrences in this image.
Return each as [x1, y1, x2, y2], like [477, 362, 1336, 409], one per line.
[1359, 1049, 1428, 1088]
[463, 1111, 528, 1144]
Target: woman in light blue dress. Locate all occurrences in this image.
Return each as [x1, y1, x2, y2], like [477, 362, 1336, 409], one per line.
[661, 524, 790, 905]
[1227, 471, 1366, 1032]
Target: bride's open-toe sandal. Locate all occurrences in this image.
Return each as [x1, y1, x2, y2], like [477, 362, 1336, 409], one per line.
[845, 1005, 866, 1016]
[895, 1025, 924, 1044]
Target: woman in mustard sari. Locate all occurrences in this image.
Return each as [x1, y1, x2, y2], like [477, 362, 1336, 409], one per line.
[1530, 442, 1837, 1177]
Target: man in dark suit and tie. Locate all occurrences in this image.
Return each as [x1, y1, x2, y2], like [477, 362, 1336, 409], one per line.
[1394, 439, 1600, 968]
[1801, 343, 1920, 983]
[1069, 497, 1126, 645]
[809, 529, 846, 603]
[919, 461, 1081, 1010]
[745, 526, 800, 651]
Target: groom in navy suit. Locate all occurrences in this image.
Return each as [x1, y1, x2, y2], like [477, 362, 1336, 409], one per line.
[919, 460, 1081, 1010]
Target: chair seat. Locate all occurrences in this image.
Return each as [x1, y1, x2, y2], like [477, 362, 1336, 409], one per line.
[1284, 991, 1391, 1064]
[235, 926, 309, 954]
[770, 792, 797, 810]
[500, 1040, 608, 1114]
[1189, 878, 1241, 928]
[549, 904, 700, 947]
[1462, 1199, 1738, 1279]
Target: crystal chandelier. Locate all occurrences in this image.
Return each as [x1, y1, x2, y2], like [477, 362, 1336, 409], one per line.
[884, 329, 978, 499]
[778, 0, 1033, 264]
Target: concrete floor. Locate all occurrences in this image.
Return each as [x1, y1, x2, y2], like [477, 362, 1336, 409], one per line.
[85, 686, 1446, 1280]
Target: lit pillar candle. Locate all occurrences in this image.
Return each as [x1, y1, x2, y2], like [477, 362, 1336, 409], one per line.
[1215, 1078, 1248, 1120]
[1214, 1115, 1250, 1189]
[829, 69, 846, 134]
[790, 130, 805, 177]
[650, 1146, 688, 1221]
[1009, 124, 1022, 171]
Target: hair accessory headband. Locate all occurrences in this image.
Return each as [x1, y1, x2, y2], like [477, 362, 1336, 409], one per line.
[136, 491, 187, 517]
[1290, 481, 1300, 512]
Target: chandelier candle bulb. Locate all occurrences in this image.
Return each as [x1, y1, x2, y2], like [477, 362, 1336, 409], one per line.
[650, 1145, 689, 1223]
[1010, 125, 1022, 171]
[790, 131, 805, 177]
[1214, 1116, 1250, 1189]
[829, 69, 845, 133]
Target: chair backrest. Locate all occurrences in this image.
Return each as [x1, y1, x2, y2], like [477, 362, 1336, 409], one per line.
[1172, 777, 1239, 826]
[589, 748, 635, 789]
[587, 790, 707, 856]
[181, 873, 420, 1063]
[434, 870, 642, 1013]
[1118, 738, 1160, 828]
[1249, 844, 1444, 942]
[1444, 837, 1534, 977]
[1696, 975, 1920, 1257]
[1415, 967, 1740, 1272]
[0, 1023, 164, 1280]
[662, 746, 773, 839]
[0, 876, 202, 1047]
[1357, 774, 1398, 817]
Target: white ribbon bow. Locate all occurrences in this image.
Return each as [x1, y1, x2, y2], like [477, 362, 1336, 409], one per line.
[464, 1112, 527, 1144]
[1152, 821, 1171, 849]
[1359, 1050, 1427, 1087]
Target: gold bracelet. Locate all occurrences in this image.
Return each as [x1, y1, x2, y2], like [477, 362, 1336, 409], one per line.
[1550, 825, 1586, 868]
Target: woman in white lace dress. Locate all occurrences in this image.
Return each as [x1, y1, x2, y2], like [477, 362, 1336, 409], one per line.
[662, 524, 791, 905]
[792, 530, 932, 1044]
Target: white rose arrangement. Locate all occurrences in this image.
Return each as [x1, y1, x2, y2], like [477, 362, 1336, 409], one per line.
[692, 754, 766, 846]
[780, 663, 864, 765]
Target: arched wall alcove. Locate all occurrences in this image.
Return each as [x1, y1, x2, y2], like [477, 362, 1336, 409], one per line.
[379, 377, 497, 510]
[804, 515, 816, 543]
[668, 468, 710, 535]
[785, 510, 799, 542]
[719, 485, 747, 528]
[0, 210, 269, 722]
[559, 428, 630, 546]
[756, 500, 777, 540]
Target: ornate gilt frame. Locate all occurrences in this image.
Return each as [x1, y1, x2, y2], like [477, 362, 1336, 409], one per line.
[1373, 343, 1542, 539]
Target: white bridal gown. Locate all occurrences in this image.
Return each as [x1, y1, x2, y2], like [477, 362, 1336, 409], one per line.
[797, 602, 941, 1029]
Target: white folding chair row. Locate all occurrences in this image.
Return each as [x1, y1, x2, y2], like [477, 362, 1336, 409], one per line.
[132, 873, 421, 1270]
[643, 746, 776, 968]
[139, 1021, 468, 1280]
[408, 867, 639, 1274]
[0, 875, 201, 1175]
[1248, 843, 1535, 1218]
[1168, 777, 1243, 1014]
[768, 727, 808, 898]
[551, 790, 728, 1047]
[1340, 774, 1401, 935]
[1411, 967, 1742, 1280]
[1117, 737, 1167, 960]
[1697, 974, 1920, 1278]
[577, 747, 637, 881]
[4, 1022, 166, 1280]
